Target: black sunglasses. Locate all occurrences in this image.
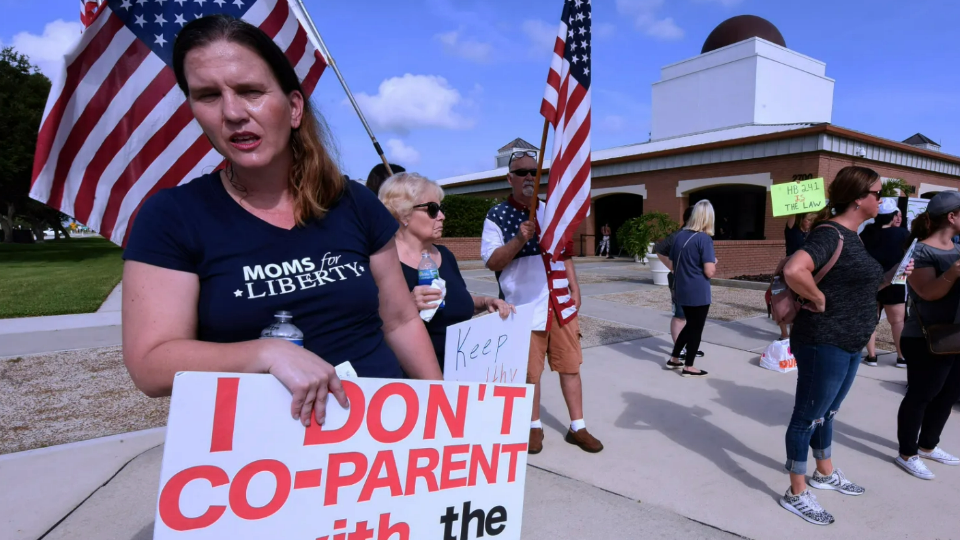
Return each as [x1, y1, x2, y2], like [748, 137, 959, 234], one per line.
[510, 168, 537, 178]
[864, 190, 882, 200]
[413, 202, 444, 219]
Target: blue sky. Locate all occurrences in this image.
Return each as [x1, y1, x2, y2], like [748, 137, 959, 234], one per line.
[2, 0, 958, 182]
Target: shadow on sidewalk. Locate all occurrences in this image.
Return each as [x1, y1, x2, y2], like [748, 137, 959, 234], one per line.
[707, 379, 898, 461]
[616, 391, 781, 500]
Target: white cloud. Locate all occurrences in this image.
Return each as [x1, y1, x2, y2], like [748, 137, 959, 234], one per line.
[521, 19, 558, 54]
[601, 115, 627, 132]
[435, 29, 493, 63]
[6, 19, 83, 84]
[594, 23, 617, 39]
[353, 74, 474, 134]
[615, 0, 685, 40]
[385, 139, 421, 166]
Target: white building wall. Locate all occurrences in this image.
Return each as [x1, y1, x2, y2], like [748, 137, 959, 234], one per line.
[651, 37, 834, 141]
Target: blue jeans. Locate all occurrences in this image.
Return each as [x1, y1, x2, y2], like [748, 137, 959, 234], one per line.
[784, 343, 862, 475]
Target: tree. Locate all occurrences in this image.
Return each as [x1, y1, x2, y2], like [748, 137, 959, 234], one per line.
[0, 47, 52, 243]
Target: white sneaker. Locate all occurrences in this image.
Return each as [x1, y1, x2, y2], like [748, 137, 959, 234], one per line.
[919, 447, 960, 466]
[895, 455, 936, 480]
[808, 468, 865, 495]
[779, 487, 834, 526]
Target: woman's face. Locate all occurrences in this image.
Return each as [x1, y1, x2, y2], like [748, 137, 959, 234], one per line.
[408, 196, 444, 242]
[892, 211, 902, 227]
[183, 40, 303, 174]
[801, 215, 815, 231]
[860, 180, 883, 218]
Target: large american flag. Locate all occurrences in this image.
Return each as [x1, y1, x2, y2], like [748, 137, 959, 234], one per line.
[540, 0, 591, 262]
[30, 0, 326, 246]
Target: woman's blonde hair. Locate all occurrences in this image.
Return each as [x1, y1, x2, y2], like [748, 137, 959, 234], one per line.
[378, 172, 444, 223]
[685, 200, 715, 236]
[173, 15, 344, 226]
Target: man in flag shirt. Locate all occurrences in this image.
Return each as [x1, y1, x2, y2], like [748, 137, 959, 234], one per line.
[481, 152, 603, 454]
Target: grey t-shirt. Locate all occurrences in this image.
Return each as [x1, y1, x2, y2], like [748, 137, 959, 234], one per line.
[902, 243, 960, 338]
[790, 222, 884, 353]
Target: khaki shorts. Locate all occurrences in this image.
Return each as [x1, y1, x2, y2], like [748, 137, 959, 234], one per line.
[528, 311, 583, 381]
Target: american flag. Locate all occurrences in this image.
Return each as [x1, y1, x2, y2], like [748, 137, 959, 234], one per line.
[81, 1, 103, 28]
[539, 0, 591, 262]
[30, 0, 326, 246]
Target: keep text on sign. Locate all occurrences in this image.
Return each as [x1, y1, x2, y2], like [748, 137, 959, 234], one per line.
[771, 178, 826, 217]
[154, 373, 534, 539]
[444, 304, 533, 384]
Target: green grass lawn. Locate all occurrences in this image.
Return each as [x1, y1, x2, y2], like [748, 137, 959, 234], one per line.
[0, 237, 124, 318]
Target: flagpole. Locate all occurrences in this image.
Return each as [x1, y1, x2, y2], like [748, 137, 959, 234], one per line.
[291, 0, 393, 176]
[529, 118, 551, 223]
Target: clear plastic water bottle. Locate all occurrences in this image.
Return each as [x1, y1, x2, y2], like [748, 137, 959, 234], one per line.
[771, 276, 786, 295]
[418, 252, 444, 309]
[260, 311, 304, 347]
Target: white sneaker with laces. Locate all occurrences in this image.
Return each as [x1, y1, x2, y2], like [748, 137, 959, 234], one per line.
[895, 455, 936, 480]
[808, 468, 865, 495]
[919, 447, 960, 466]
[779, 488, 834, 526]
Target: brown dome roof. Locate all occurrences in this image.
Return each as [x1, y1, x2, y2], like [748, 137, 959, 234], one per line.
[701, 15, 785, 54]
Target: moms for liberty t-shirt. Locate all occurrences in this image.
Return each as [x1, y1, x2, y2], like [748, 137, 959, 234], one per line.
[123, 174, 403, 378]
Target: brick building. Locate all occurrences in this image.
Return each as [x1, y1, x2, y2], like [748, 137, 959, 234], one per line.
[435, 16, 960, 278]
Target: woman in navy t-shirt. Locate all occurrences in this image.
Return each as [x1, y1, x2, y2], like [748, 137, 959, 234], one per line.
[378, 173, 513, 372]
[121, 15, 441, 428]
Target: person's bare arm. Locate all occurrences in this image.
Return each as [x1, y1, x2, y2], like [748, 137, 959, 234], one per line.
[908, 262, 960, 301]
[371, 238, 442, 380]
[786, 215, 797, 229]
[657, 254, 674, 271]
[122, 261, 346, 426]
[703, 262, 717, 279]
[565, 257, 581, 310]
[783, 251, 826, 312]
[486, 221, 535, 272]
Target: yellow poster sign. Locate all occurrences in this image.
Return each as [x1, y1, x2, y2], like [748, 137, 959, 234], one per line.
[771, 178, 826, 217]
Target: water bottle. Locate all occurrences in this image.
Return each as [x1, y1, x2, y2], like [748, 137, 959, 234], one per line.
[418, 252, 444, 309]
[260, 311, 304, 347]
[771, 276, 786, 295]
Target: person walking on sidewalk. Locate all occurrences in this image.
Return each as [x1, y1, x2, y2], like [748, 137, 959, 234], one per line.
[893, 192, 960, 480]
[655, 207, 704, 361]
[665, 200, 716, 378]
[861, 201, 909, 367]
[598, 223, 612, 258]
[481, 151, 603, 455]
[779, 166, 913, 525]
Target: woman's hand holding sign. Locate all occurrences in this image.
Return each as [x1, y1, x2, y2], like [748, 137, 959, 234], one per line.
[257, 339, 348, 427]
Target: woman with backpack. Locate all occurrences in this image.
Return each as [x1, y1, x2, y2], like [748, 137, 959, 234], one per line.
[893, 191, 960, 480]
[665, 200, 716, 378]
[777, 166, 913, 526]
[860, 201, 910, 367]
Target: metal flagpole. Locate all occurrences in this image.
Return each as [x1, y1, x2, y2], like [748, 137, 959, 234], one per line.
[291, 0, 393, 176]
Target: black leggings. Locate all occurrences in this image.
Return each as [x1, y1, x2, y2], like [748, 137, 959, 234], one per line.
[897, 337, 960, 456]
[671, 305, 710, 367]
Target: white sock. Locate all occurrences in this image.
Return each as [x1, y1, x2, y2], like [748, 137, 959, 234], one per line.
[530, 420, 542, 429]
[570, 419, 586, 432]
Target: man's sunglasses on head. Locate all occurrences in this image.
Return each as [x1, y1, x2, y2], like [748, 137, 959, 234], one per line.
[508, 150, 538, 167]
[413, 202, 444, 219]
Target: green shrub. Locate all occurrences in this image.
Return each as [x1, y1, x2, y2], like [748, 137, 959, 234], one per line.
[616, 211, 680, 259]
[441, 194, 501, 237]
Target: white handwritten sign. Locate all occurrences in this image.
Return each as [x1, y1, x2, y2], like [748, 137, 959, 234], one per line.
[443, 303, 533, 384]
[154, 373, 534, 540]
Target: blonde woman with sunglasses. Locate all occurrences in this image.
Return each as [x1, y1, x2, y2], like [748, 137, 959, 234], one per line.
[380, 173, 514, 372]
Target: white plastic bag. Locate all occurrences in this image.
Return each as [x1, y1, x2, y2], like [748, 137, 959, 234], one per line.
[760, 339, 797, 373]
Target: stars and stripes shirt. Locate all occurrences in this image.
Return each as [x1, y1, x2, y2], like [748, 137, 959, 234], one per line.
[480, 197, 577, 332]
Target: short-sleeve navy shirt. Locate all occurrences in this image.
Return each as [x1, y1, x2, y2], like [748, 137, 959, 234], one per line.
[669, 229, 716, 307]
[123, 174, 403, 378]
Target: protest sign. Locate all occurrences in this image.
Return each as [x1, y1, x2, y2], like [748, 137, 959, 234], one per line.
[906, 198, 930, 230]
[771, 178, 826, 217]
[154, 373, 533, 540]
[444, 303, 534, 384]
[891, 238, 918, 286]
